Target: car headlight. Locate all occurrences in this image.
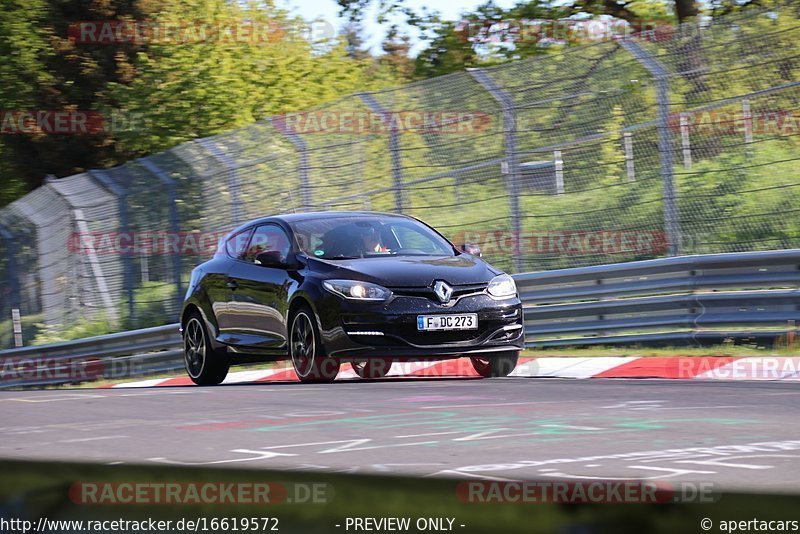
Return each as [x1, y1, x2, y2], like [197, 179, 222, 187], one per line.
[323, 280, 393, 301]
[487, 274, 517, 299]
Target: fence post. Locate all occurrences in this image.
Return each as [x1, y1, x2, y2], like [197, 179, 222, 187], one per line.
[679, 114, 692, 169]
[138, 158, 184, 313]
[468, 68, 523, 273]
[359, 93, 405, 213]
[554, 150, 564, 195]
[742, 99, 753, 144]
[11, 308, 22, 347]
[72, 208, 119, 323]
[268, 116, 312, 211]
[619, 39, 682, 256]
[88, 169, 134, 324]
[623, 132, 635, 182]
[0, 223, 20, 312]
[196, 138, 244, 224]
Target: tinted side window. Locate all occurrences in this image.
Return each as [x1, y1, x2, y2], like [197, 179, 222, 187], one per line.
[226, 228, 253, 259]
[243, 224, 292, 263]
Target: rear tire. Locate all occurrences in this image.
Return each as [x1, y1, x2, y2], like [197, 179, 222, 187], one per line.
[470, 351, 519, 378]
[352, 359, 392, 379]
[183, 312, 229, 385]
[290, 306, 340, 383]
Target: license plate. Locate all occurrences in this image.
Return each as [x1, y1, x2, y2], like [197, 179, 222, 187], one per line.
[417, 314, 478, 331]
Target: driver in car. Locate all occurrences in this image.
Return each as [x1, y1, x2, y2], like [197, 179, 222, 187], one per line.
[360, 226, 389, 253]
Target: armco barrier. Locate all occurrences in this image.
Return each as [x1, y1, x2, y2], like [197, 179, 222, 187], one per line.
[2, 249, 799, 387]
[517, 248, 800, 347]
[0, 324, 182, 388]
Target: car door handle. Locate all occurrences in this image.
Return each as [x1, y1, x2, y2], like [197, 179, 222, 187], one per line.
[227, 279, 238, 289]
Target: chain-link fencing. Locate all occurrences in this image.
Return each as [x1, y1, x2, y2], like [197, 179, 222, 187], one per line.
[1, 4, 799, 345]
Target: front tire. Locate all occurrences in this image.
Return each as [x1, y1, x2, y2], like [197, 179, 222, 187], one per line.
[183, 312, 229, 385]
[290, 307, 340, 383]
[470, 351, 519, 378]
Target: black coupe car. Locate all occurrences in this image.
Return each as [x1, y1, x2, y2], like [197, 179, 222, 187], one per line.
[181, 211, 524, 384]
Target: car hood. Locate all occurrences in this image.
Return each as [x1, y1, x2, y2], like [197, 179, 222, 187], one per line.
[306, 254, 499, 287]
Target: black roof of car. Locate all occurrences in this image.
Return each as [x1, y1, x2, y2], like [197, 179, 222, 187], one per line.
[276, 211, 410, 222]
[223, 212, 422, 240]
[233, 211, 413, 230]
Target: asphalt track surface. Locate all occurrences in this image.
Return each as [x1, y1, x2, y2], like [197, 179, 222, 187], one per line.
[2, 377, 800, 492]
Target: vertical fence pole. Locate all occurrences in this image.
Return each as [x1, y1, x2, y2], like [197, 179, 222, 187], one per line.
[138, 158, 184, 314]
[0, 224, 20, 313]
[554, 150, 564, 195]
[624, 132, 635, 182]
[11, 308, 22, 347]
[468, 68, 523, 273]
[359, 93, 405, 213]
[679, 114, 692, 169]
[141, 256, 150, 283]
[742, 100, 753, 144]
[620, 39, 682, 256]
[268, 117, 312, 211]
[72, 208, 119, 323]
[88, 169, 134, 324]
[196, 138, 244, 224]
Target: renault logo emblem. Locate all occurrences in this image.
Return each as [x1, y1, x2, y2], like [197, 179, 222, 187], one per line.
[433, 280, 453, 303]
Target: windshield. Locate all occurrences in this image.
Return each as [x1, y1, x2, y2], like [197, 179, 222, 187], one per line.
[289, 216, 455, 260]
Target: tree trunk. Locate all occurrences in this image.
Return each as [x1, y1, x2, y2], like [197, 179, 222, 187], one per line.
[674, 0, 701, 23]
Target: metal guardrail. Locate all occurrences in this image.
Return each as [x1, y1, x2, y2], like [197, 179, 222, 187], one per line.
[517, 249, 800, 347]
[0, 324, 182, 388]
[2, 249, 799, 387]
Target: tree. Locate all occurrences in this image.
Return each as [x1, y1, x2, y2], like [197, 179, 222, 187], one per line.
[414, 1, 573, 78]
[0, 0, 51, 205]
[414, 21, 481, 78]
[0, 0, 406, 206]
[0, 0, 150, 197]
[109, 1, 405, 156]
[342, 21, 371, 59]
[674, 0, 701, 21]
[380, 25, 414, 81]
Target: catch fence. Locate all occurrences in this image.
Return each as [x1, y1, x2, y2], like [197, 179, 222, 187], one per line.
[1, 5, 799, 344]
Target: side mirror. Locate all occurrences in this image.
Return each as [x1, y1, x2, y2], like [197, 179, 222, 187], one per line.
[255, 250, 295, 269]
[462, 243, 482, 257]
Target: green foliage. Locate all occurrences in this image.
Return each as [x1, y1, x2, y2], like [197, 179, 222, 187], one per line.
[414, 21, 483, 78]
[676, 134, 800, 253]
[600, 106, 626, 185]
[0, 0, 407, 207]
[26, 281, 177, 345]
[121, 281, 179, 331]
[0, 313, 43, 348]
[0, 0, 53, 197]
[0, 0, 149, 198]
[31, 315, 117, 346]
[108, 0, 402, 156]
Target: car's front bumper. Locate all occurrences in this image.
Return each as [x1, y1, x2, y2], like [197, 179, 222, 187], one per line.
[317, 291, 525, 359]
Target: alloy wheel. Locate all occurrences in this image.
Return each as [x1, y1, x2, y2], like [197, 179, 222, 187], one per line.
[184, 317, 206, 378]
[291, 311, 316, 379]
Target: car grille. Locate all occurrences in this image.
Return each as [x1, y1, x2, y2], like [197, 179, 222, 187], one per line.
[343, 290, 519, 348]
[390, 325, 484, 345]
[387, 283, 488, 302]
[346, 309, 519, 348]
